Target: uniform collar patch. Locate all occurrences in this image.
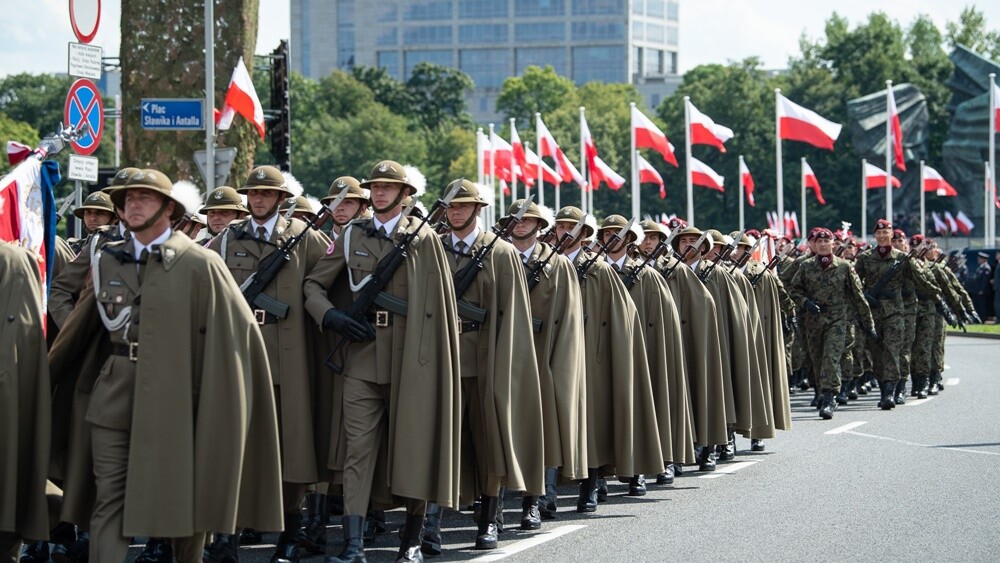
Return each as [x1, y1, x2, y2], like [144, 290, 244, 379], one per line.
[876, 245, 892, 258]
[818, 255, 833, 269]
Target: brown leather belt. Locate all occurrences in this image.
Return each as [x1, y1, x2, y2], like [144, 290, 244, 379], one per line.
[367, 309, 393, 328]
[110, 342, 139, 362]
[254, 309, 280, 325]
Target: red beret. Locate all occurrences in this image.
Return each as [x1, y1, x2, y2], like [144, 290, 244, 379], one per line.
[808, 227, 833, 241]
[874, 219, 892, 232]
[892, 228, 906, 240]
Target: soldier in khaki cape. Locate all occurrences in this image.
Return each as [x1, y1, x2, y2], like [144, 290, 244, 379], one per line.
[602, 216, 692, 491]
[303, 160, 461, 563]
[551, 206, 663, 513]
[69, 190, 117, 249]
[501, 201, 587, 521]
[788, 228, 875, 419]
[0, 243, 51, 563]
[279, 195, 319, 223]
[204, 165, 330, 563]
[200, 186, 248, 237]
[45, 169, 283, 563]
[325, 176, 371, 240]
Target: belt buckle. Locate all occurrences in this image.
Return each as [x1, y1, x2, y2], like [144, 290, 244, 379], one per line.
[375, 310, 390, 328]
[254, 309, 267, 325]
[128, 342, 139, 362]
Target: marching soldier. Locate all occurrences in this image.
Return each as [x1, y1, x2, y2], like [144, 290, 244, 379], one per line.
[204, 165, 331, 563]
[324, 176, 370, 240]
[502, 200, 587, 520]
[200, 186, 248, 237]
[302, 160, 461, 563]
[47, 169, 283, 563]
[788, 228, 875, 419]
[70, 191, 117, 247]
[279, 195, 319, 223]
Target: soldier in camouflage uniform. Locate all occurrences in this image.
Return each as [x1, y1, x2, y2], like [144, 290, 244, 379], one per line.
[925, 241, 973, 395]
[779, 240, 812, 395]
[890, 229, 919, 404]
[908, 236, 961, 399]
[854, 220, 941, 410]
[788, 228, 875, 419]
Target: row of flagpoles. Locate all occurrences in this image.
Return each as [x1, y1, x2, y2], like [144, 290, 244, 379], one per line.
[475, 79, 1000, 241]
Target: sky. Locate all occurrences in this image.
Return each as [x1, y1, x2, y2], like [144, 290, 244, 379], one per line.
[1, 1, 999, 78]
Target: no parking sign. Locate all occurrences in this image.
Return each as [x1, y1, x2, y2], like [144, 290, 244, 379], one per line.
[64, 78, 104, 155]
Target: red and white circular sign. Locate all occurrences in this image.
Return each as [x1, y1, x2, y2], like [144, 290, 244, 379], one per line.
[69, 0, 101, 44]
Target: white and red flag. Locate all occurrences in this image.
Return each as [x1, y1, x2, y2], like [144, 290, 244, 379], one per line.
[632, 105, 679, 166]
[689, 157, 724, 192]
[636, 153, 666, 199]
[537, 116, 585, 187]
[922, 165, 957, 196]
[943, 211, 959, 234]
[887, 87, 906, 171]
[511, 122, 530, 184]
[590, 155, 626, 191]
[485, 131, 515, 182]
[777, 93, 842, 150]
[525, 146, 561, 185]
[687, 99, 734, 153]
[802, 159, 826, 204]
[931, 211, 949, 235]
[992, 81, 1000, 132]
[740, 158, 756, 207]
[216, 57, 266, 139]
[785, 211, 800, 237]
[864, 161, 901, 189]
[955, 211, 974, 235]
[581, 113, 598, 176]
[6, 141, 33, 166]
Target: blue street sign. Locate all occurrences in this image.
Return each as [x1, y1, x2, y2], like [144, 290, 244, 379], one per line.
[140, 98, 205, 130]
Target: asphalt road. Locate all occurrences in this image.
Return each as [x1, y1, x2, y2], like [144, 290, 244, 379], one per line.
[130, 335, 999, 562]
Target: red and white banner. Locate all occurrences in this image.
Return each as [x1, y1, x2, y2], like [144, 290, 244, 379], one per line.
[687, 99, 734, 153]
[636, 153, 666, 199]
[887, 87, 906, 171]
[993, 82, 1000, 132]
[785, 211, 800, 237]
[777, 93, 842, 150]
[482, 131, 515, 182]
[217, 57, 266, 139]
[689, 157, 724, 192]
[590, 155, 626, 191]
[632, 105, 678, 166]
[538, 116, 585, 187]
[864, 161, 901, 189]
[525, 146, 561, 185]
[740, 158, 755, 207]
[802, 159, 826, 204]
[0, 159, 50, 294]
[955, 210, 974, 235]
[581, 113, 598, 177]
[922, 164, 957, 196]
[931, 211, 949, 235]
[944, 211, 959, 234]
[6, 141, 33, 166]
[511, 122, 530, 184]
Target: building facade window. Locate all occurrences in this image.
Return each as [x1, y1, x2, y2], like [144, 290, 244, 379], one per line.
[404, 1, 453, 20]
[571, 21, 625, 41]
[377, 4, 397, 21]
[632, 0, 644, 14]
[459, 0, 509, 18]
[645, 22, 664, 43]
[377, 51, 401, 79]
[338, 28, 356, 68]
[571, 0, 625, 16]
[405, 49, 455, 76]
[403, 25, 453, 44]
[666, 25, 678, 46]
[460, 48, 512, 89]
[514, 22, 566, 42]
[516, 47, 569, 75]
[572, 45, 625, 83]
[377, 27, 398, 46]
[631, 20, 643, 41]
[514, 0, 565, 18]
[667, 0, 679, 21]
[644, 48, 663, 75]
[647, 0, 665, 18]
[669, 51, 678, 74]
[460, 24, 509, 43]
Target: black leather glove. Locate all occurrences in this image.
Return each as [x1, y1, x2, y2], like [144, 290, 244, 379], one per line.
[323, 308, 374, 342]
[804, 299, 821, 314]
[863, 291, 879, 309]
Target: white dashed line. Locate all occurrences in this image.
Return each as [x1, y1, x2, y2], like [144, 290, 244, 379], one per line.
[470, 524, 587, 561]
[903, 397, 935, 407]
[698, 460, 759, 478]
[825, 421, 867, 435]
[945, 378, 960, 386]
[844, 431, 1000, 456]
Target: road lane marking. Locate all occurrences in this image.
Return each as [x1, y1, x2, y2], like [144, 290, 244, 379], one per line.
[903, 397, 935, 407]
[825, 421, 867, 435]
[698, 460, 759, 479]
[845, 431, 1000, 456]
[945, 378, 959, 386]
[471, 525, 586, 561]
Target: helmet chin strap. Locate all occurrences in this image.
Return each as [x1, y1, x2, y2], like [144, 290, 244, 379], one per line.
[372, 188, 409, 215]
[333, 204, 366, 226]
[511, 224, 539, 241]
[125, 201, 171, 234]
[250, 199, 282, 222]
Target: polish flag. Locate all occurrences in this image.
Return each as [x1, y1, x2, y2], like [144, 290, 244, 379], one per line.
[943, 211, 959, 234]
[632, 105, 679, 166]
[993, 82, 1000, 132]
[802, 160, 826, 205]
[922, 165, 957, 196]
[500, 179, 510, 196]
[581, 113, 598, 176]
[687, 99, 734, 153]
[637, 153, 666, 199]
[864, 161, 901, 189]
[217, 57, 266, 139]
[526, 146, 561, 185]
[766, 211, 778, 231]
[785, 211, 800, 237]
[887, 87, 906, 171]
[486, 131, 515, 182]
[538, 116, 586, 187]
[740, 158, 755, 207]
[955, 211, 974, 235]
[0, 157, 59, 304]
[777, 93, 842, 150]
[931, 211, 948, 235]
[689, 157, 724, 192]
[511, 122, 530, 184]
[6, 141, 33, 166]
[590, 155, 626, 191]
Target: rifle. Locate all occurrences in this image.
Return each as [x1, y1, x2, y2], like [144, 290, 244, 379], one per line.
[698, 228, 747, 282]
[526, 220, 583, 291]
[325, 182, 462, 373]
[453, 197, 530, 302]
[863, 242, 926, 308]
[240, 189, 348, 321]
[734, 233, 765, 273]
[621, 229, 673, 289]
[660, 228, 708, 281]
[576, 218, 635, 281]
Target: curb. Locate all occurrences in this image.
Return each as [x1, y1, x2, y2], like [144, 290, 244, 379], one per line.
[947, 331, 1000, 340]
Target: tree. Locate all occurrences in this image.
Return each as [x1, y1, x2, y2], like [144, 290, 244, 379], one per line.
[405, 63, 474, 131]
[0, 74, 72, 135]
[0, 114, 39, 175]
[946, 6, 1000, 60]
[351, 66, 413, 116]
[496, 65, 578, 129]
[120, 0, 259, 187]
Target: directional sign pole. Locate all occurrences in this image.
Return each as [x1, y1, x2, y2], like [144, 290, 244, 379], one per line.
[74, 180, 84, 238]
[205, 0, 215, 192]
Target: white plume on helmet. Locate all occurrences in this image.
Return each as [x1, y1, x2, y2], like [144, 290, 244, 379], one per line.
[305, 195, 323, 213]
[629, 221, 645, 246]
[403, 164, 426, 198]
[171, 180, 203, 214]
[282, 172, 304, 197]
[536, 204, 556, 232]
[583, 214, 598, 240]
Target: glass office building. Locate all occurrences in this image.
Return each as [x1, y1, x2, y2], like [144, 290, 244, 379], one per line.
[291, 0, 681, 123]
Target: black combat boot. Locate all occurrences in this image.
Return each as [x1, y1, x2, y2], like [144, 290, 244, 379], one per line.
[520, 496, 541, 530]
[297, 492, 328, 554]
[750, 439, 765, 452]
[878, 380, 896, 410]
[362, 506, 384, 545]
[203, 533, 239, 563]
[270, 511, 303, 563]
[655, 465, 675, 485]
[20, 541, 48, 563]
[420, 502, 442, 557]
[697, 445, 716, 472]
[836, 385, 849, 405]
[894, 380, 907, 405]
[847, 378, 859, 400]
[136, 537, 173, 562]
[239, 528, 262, 545]
[819, 391, 835, 419]
[576, 472, 598, 513]
[810, 389, 821, 408]
[718, 431, 736, 461]
[475, 496, 500, 550]
[48, 522, 77, 563]
[628, 475, 647, 496]
[396, 512, 425, 563]
[325, 515, 367, 563]
[797, 368, 811, 391]
[539, 467, 558, 519]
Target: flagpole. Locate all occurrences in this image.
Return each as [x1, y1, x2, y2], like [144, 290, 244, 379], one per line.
[490, 123, 502, 222]
[684, 96, 694, 225]
[738, 154, 745, 230]
[535, 112, 545, 207]
[775, 89, 784, 236]
[801, 157, 807, 237]
[986, 161, 991, 248]
[580, 107, 587, 214]
[885, 80, 893, 223]
[630, 103, 639, 220]
[205, 0, 215, 192]
[919, 160, 926, 235]
[509, 118, 518, 202]
[989, 72, 996, 246]
[861, 158, 867, 239]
